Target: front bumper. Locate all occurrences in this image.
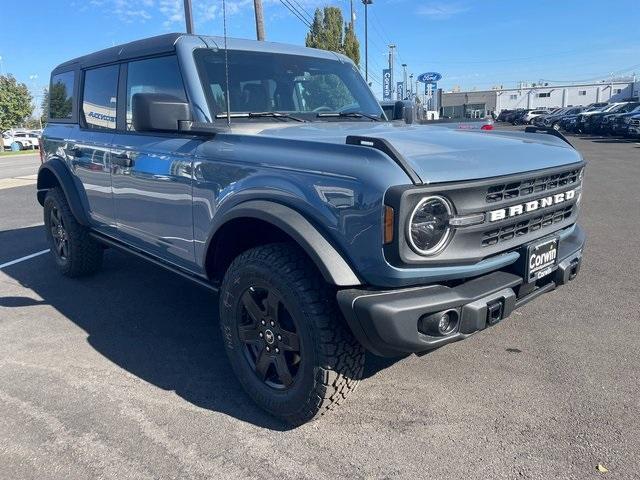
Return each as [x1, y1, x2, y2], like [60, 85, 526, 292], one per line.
[338, 224, 585, 357]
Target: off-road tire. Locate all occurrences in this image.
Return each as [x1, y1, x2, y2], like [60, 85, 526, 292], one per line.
[44, 187, 103, 277]
[219, 243, 365, 425]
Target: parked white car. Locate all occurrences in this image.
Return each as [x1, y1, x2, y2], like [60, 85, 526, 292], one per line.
[12, 131, 40, 149]
[2, 132, 27, 150]
[521, 109, 552, 124]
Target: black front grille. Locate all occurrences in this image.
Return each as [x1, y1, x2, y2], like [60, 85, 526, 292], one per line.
[486, 168, 581, 203]
[481, 205, 574, 247]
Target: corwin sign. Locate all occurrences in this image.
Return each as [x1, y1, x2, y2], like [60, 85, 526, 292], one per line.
[382, 69, 392, 100]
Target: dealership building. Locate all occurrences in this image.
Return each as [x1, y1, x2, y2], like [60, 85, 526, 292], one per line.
[439, 79, 639, 119]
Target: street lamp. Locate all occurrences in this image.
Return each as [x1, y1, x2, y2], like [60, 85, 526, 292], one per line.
[362, 0, 373, 84]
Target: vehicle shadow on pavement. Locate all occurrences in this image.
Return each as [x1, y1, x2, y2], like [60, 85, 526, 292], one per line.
[0, 225, 49, 265]
[2, 230, 403, 430]
[2, 242, 292, 430]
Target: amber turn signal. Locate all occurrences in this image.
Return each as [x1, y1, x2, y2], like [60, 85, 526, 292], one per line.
[384, 205, 394, 244]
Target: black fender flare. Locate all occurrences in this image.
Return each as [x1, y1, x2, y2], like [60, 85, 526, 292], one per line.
[37, 158, 90, 226]
[206, 200, 362, 287]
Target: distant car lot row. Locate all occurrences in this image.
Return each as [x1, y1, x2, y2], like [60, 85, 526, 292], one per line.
[2, 129, 42, 151]
[496, 100, 640, 138]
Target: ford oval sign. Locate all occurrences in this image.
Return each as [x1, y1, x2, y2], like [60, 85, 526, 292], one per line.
[417, 72, 442, 83]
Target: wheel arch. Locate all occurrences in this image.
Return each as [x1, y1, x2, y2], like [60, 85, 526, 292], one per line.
[204, 201, 362, 287]
[37, 158, 90, 226]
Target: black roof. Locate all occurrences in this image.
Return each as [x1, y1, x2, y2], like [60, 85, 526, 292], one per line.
[52, 33, 184, 73]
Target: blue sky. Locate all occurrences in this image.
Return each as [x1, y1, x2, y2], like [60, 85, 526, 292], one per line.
[1, 0, 639, 108]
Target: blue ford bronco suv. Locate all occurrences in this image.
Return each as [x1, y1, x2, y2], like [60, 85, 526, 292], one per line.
[38, 34, 585, 424]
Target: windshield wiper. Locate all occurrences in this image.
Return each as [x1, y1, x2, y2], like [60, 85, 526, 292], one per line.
[215, 112, 307, 122]
[317, 112, 382, 121]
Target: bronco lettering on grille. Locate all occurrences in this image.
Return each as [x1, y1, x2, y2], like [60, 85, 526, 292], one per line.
[488, 188, 577, 222]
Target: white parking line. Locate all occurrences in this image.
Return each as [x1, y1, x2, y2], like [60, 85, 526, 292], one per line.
[0, 250, 50, 269]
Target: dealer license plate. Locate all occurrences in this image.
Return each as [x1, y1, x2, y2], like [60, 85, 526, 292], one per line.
[525, 237, 559, 282]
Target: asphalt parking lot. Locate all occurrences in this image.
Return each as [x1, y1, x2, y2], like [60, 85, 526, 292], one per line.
[1, 131, 639, 480]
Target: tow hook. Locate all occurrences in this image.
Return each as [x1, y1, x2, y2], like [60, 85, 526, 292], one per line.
[486, 300, 504, 326]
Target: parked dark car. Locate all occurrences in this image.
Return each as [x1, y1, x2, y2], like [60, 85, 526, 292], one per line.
[589, 102, 639, 134]
[575, 103, 626, 133]
[512, 109, 534, 125]
[558, 103, 606, 132]
[497, 109, 514, 122]
[502, 108, 526, 123]
[601, 103, 640, 135]
[533, 107, 584, 129]
[627, 114, 640, 138]
[38, 33, 587, 424]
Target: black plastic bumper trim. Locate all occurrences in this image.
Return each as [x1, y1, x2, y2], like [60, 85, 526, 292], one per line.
[337, 228, 585, 357]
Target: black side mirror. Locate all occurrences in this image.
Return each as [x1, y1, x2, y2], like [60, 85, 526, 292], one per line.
[132, 93, 192, 132]
[392, 101, 405, 121]
[392, 101, 415, 123]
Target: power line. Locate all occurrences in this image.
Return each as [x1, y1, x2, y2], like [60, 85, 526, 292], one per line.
[278, 0, 311, 28]
[539, 63, 640, 84]
[289, 0, 314, 22]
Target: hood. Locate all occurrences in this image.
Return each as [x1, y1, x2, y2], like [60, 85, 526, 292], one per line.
[234, 122, 582, 184]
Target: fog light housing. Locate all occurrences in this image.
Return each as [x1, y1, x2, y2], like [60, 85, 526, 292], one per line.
[419, 309, 460, 336]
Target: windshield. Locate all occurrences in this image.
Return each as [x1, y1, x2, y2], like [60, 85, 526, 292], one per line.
[620, 102, 640, 112]
[194, 49, 384, 122]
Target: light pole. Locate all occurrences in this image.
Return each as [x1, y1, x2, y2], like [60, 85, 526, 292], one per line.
[409, 74, 414, 98]
[362, 0, 373, 84]
[183, 0, 194, 33]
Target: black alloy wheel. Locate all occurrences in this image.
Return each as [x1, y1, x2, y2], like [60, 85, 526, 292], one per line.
[43, 187, 103, 277]
[219, 243, 365, 424]
[49, 205, 69, 261]
[237, 285, 302, 389]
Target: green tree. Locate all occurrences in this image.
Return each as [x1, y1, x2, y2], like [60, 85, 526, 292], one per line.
[40, 87, 49, 126]
[304, 7, 361, 111]
[48, 81, 72, 119]
[305, 6, 360, 66]
[343, 23, 360, 67]
[0, 75, 33, 131]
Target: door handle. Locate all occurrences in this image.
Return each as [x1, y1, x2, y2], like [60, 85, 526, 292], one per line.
[112, 152, 133, 168]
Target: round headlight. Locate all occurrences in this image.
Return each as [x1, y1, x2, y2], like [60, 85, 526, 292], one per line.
[407, 196, 453, 256]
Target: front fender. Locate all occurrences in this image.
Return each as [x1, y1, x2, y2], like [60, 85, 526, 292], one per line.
[204, 200, 362, 287]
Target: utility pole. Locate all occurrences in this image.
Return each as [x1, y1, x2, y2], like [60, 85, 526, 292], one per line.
[254, 0, 266, 41]
[362, 0, 373, 83]
[402, 64, 407, 100]
[183, 0, 194, 33]
[388, 44, 396, 98]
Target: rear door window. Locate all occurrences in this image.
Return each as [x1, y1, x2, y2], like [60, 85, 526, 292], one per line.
[49, 71, 75, 120]
[126, 56, 187, 131]
[82, 65, 119, 130]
